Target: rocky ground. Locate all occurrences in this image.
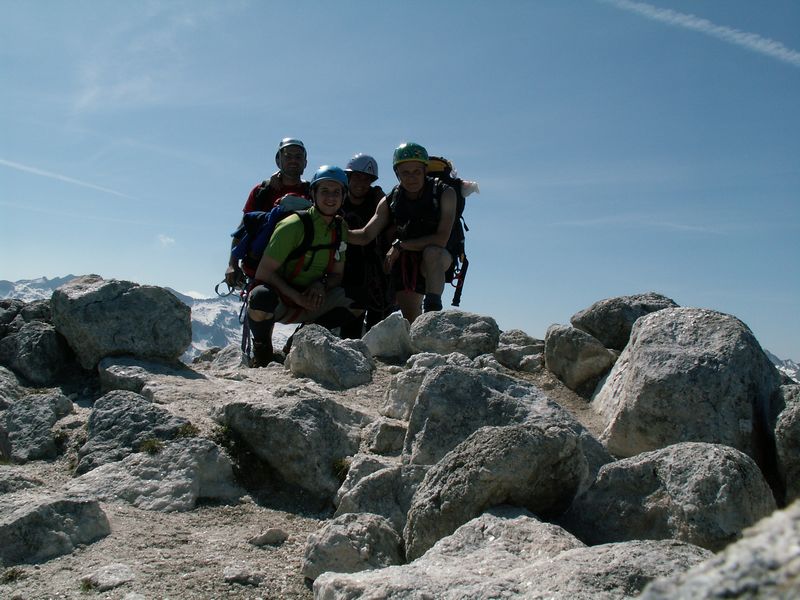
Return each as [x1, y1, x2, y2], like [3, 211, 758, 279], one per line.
[2, 353, 596, 600]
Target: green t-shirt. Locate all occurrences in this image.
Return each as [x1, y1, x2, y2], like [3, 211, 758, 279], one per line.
[265, 206, 347, 288]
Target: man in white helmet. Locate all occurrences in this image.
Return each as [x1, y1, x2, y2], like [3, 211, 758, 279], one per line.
[340, 153, 394, 336]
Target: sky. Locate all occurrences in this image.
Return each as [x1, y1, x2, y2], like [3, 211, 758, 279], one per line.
[1, 0, 798, 359]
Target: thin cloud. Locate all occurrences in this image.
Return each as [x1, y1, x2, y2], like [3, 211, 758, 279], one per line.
[158, 234, 176, 248]
[0, 158, 134, 199]
[603, 0, 800, 68]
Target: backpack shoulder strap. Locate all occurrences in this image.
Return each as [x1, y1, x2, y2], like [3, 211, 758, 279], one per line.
[287, 211, 315, 260]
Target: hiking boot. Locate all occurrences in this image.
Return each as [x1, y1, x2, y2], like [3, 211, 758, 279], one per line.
[251, 341, 273, 368]
[423, 293, 443, 313]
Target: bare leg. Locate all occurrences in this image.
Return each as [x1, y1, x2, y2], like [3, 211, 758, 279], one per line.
[396, 290, 423, 323]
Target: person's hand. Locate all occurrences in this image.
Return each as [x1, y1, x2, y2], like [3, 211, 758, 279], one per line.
[383, 245, 401, 274]
[301, 281, 326, 310]
[224, 265, 242, 287]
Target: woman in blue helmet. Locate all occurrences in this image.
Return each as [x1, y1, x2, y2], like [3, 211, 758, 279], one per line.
[247, 166, 362, 367]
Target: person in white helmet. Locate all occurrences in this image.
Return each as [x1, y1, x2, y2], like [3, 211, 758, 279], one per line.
[340, 153, 394, 337]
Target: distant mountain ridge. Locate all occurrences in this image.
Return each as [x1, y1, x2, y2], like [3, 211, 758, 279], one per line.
[1, 276, 798, 381]
[0, 276, 294, 361]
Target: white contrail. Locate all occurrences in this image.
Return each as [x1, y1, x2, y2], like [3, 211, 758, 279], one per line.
[603, 0, 800, 68]
[0, 158, 135, 199]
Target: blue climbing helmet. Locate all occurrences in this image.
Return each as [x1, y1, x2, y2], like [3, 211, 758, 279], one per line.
[310, 165, 349, 192]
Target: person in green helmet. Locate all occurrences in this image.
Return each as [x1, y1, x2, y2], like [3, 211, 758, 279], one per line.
[348, 142, 457, 323]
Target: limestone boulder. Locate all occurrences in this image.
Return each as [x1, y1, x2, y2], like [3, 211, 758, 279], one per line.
[316, 506, 710, 599]
[562, 442, 777, 551]
[403, 365, 612, 483]
[0, 365, 23, 409]
[285, 324, 374, 390]
[0, 493, 110, 567]
[544, 324, 617, 395]
[66, 438, 242, 511]
[301, 512, 403, 581]
[493, 330, 544, 372]
[2, 391, 73, 462]
[0, 321, 73, 385]
[640, 499, 800, 599]
[570, 292, 679, 350]
[404, 422, 587, 560]
[214, 395, 370, 500]
[335, 464, 429, 532]
[775, 385, 800, 503]
[362, 313, 415, 362]
[380, 352, 472, 420]
[592, 307, 781, 458]
[333, 453, 397, 507]
[75, 390, 191, 474]
[51, 275, 191, 369]
[409, 310, 500, 358]
[361, 418, 406, 455]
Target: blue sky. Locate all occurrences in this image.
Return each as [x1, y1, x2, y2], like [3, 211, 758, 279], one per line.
[1, 0, 798, 359]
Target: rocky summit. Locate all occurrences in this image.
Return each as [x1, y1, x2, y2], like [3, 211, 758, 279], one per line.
[0, 275, 798, 599]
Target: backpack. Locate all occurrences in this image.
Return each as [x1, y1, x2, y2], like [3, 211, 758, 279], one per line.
[230, 196, 342, 279]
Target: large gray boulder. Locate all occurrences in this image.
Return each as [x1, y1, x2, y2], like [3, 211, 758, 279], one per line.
[2, 391, 73, 462]
[403, 365, 612, 482]
[570, 292, 679, 350]
[51, 275, 191, 369]
[333, 453, 397, 508]
[362, 314, 415, 362]
[214, 395, 371, 500]
[335, 464, 429, 532]
[592, 307, 781, 458]
[66, 438, 242, 511]
[380, 352, 473, 420]
[775, 385, 800, 504]
[640, 499, 800, 599]
[0, 493, 110, 567]
[0, 321, 72, 385]
[75, 390, 191, 474]
[404, 422, 588, 560]
[316, 507, 710, 599]
[0, 365, 23, 409]
[544, 324, 617, 395]
[562, 442, 777, 551]
[285, 325, 374, 390]
[301, 512, 403, 581]
[409, 310, 500, 358]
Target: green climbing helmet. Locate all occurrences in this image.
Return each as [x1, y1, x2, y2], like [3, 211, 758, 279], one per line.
[392, 142, 429, 169]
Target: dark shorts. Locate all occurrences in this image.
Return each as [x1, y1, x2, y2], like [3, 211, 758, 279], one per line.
[391, 249, 455, 295]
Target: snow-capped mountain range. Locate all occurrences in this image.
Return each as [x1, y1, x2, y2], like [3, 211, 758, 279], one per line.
[2, 276, 799, 382]
[0, 276, 296, 362]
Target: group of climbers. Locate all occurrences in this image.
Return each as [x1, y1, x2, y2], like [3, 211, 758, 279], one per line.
[223, 137, 477, 367]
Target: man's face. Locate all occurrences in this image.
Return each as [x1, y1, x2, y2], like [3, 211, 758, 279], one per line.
[395, 162, 426, 195]
[347, 171, 374, 200]
[313, 180, 344, 217]
[278, 146, 307, 178]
